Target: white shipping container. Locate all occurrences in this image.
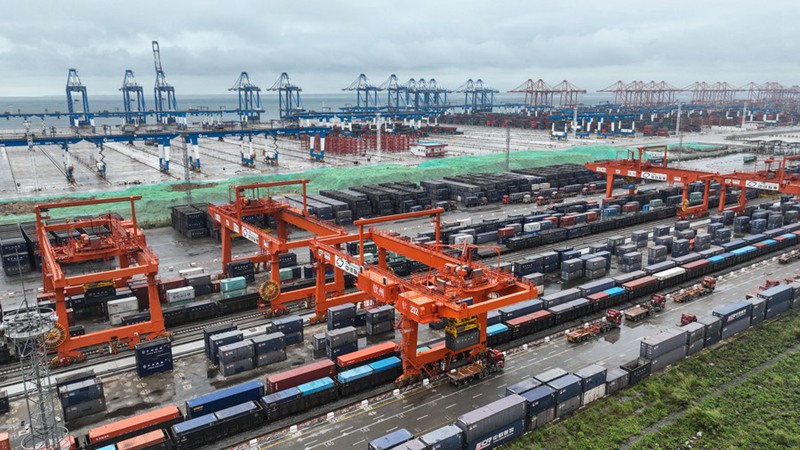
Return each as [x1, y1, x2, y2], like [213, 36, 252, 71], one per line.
[523, 222, 541, 233]
[540, 182, 551, 189]
[453, 234, 474, 245]
[581, 384, 606, 405]
[166, 286, 195, 304]
[653, 267, 687, 281]
[110, 314, 124, 326]
[107, 297, 138, 318]
[179, 267, 204, 277]
[457, 218, 472, 226]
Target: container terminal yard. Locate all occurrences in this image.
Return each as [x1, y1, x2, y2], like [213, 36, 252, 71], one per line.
[1, 35, 800, 450]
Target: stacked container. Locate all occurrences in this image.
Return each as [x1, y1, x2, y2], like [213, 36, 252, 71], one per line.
[0, 224, 31, 275]
[456, 395, 527, 450]
[208, 330, 243, 365]
[694, 233, 712, 251]
[713, 301, 753, 340]
[203, 323, 237, 360]
[218, 340, 255, 377]
[672, 239, 691, 257]
[680, 321, 706, 355]
[640, 329, 687, 372]
[653, 235, 673, 253]
[59, 377, 106, 421]
[560, 258, 583, 281]
[574, 364, 607, 405]
[630, 230, 648, 249]
[713, 227, 732, 245]
[327, 303, 356, 330]
[107, 296, 139, 325]
[251, 332, 287, 367]
[696, 315, 723, 347]
[366, 305, 395, 335]
[546, 374, 583, 418]
[584, 257, 607, 279]
[226, 260, 255, 282]
[220, 276, 247, 299]
[272, 315, 303, 345]
[135, 339, 174, 377]
[326, 326, 358, 360]
[419, 424, 464, 450]
[605, 368, 629, 395]
[520, 384, 556, 430]
[647, 245, 667, 264]
[757, 284, 794, 319]
[620, 252, 643, 272]
[745, 296, 767, 327]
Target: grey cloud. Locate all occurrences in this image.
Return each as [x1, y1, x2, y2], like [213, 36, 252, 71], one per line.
[0, 0, 797, 97]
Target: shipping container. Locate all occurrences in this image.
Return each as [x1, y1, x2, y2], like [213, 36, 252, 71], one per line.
[573, 364, 607, 391]
[456, 395, 527, 443]
[546, 374, 582, 403]
[505, 377, 541, 397]
[368, 428, 414, 450]
[336, 341, 397, 369]
[87, 405, 183, 446]
[640, 329, 688, 360]
[115, 429, 169, 450]
[185, 380, 264, 419]
[419, 424, 464, 450]
[266, 359, 336, 393]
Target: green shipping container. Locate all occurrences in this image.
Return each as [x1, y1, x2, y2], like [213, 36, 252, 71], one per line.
[221, 276, 247, 293]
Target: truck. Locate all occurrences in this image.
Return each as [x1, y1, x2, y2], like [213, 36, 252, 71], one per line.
[623, 295, 666, 322]
[446, 349, 505, 387]
[746, 278, 780, 299]
[536, 191, 563, 207]
[680, 313, 697, 326]
[502, 193, 532, 204]
[671, 276, 717, 303]
[565, 310, 623, 343]
[778, 249, 800, 264]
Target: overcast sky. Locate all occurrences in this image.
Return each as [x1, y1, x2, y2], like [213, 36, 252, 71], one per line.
[0, 0, 797, 97]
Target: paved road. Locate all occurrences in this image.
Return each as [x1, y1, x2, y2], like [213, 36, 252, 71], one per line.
[252, 255, 797, 450]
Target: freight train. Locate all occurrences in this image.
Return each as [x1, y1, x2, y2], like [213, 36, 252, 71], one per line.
[64, 223, 800, 450]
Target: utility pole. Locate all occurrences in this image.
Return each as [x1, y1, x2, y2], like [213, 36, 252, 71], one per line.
[181, 135, 193, 205]
[504, 123, 511, 172]
[375, 113, 382, 163]
[675, 101, 683, 167]
[572, 106, 578, 140]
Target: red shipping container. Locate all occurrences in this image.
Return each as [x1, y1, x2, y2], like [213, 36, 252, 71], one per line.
[498, 227, 516, 238]
[266, 359, 336, 393]
[505, 310, 553, 328]
[543, 217, 559, 227]
[681, 259, 710, 270]
[0, 432, 9, 450]
[336, 341, 397, 369]
[587, 292, 610, 303]
[774, 235, 787, 242]
[116, 430, 168, 450]
[560, 216, 576, 227]
[586, 211, 598, 222]
[88, 406, 182, 445]
[622, 276, 657, 292]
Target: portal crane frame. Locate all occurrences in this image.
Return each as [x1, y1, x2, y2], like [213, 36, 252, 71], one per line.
[35, 196, 165, 366]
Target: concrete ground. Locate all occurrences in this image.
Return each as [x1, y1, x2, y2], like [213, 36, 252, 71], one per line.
[1, 122, 797, 200]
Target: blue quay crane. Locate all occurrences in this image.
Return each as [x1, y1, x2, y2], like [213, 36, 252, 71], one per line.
[120, 70, 147, 125]
[229, 72, 263, 123]
[65, 69, 92, 128]
[454, 79, 498, 112]
[152, 41, 178, 124]
[342, 74, 381, 112]
[267, 73, 304, 119]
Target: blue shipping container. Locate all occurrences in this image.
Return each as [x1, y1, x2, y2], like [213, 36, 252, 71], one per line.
[369, 428, 414, 450]
[185, 380, 264, 419]
[297, 377, 336, 396]
[466, 418, 525, 450]
[486, 324, 509, 337]
[369, 356, 402, 373]
[338, 365, 374, 384]
[214, 400, 259, 421]
[604, 287, 626, 297]
[522, 385, 556, 416]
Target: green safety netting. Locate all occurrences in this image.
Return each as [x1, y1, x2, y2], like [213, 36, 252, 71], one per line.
[0, 143, 717, 227]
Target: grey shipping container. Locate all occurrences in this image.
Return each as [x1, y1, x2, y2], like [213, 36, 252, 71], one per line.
[680, 321, 705, 344]
[605, 368, 629, 395]
[555, 394, 581, 418]
[218, 340, 254, 364]
[446, 328, 480, 351]
[540, 288, 581, 309]
[721, 316, 751, 339]
[220, 358, 255, 377]
[498, 299, 542, 322]
[312, 332, 327, 351]
[765, 298, 791, 319]
[746, 297, 766, 326]
[63, 397, 106, 421]
[328, 303, 356, 321]
[697, 315, 722, 347]
[455, 394, 527, 442]
[419, 424, 464, 450]
[251, 332, 286, 354]
[573, 364, 607, 391]
[59, 379, 104, 408]
[256, 350, 286, 367]
[640, 329, 687, 360]
[686, 339, 704, 355]
[326, 326, 358, 348]
[648, 345, 686, 372]
[367, 321, 394, 335]
[534, 368, 568, 384]
[505, 377, 541, 397]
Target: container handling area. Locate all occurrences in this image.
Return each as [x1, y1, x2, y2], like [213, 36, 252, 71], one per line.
[1, 36, 800, 450]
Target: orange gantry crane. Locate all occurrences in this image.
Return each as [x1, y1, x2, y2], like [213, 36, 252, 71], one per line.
[587, 145, 800, 219]
[310, 209, 537, 385]
[36, 197, 165, 366]
[207, 179, 351, 319]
